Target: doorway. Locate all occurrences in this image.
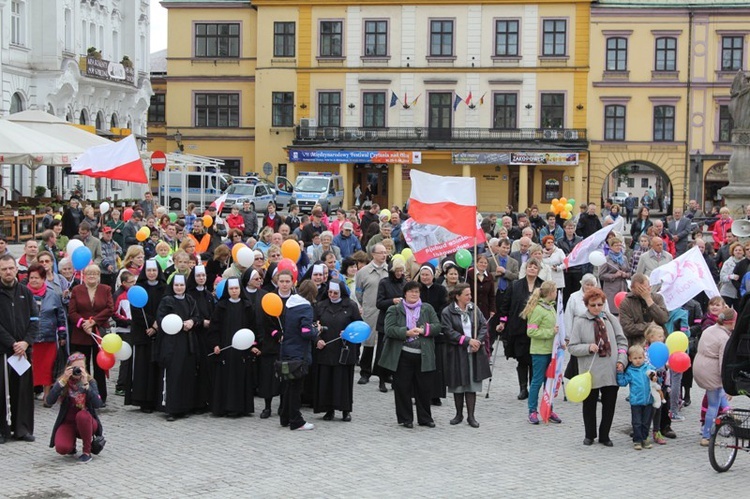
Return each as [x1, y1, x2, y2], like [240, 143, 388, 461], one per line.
[508, 165, 534, 210]
[428, 93, 452, 140]
[353, 164, 389, 208]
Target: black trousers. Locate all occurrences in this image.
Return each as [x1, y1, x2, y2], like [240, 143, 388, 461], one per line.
[392, 351, 433, 425]
[71, 344, 108, 403]
[115, 333, 132, 391]
[517, 356, 532, 389]
[280, 376, 306, 430]
[0, 353, 34, 438]
[562, 271, 582, 308]
[582, 385, 619, 442]
[372, 332, 390, 379]
[100, 273, 116, 293]
[359, 345, 374, 378]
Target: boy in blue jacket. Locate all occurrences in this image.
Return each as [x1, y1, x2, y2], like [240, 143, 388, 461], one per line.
[617, 344, 654, 450]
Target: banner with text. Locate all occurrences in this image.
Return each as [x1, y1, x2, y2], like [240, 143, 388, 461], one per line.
[289, 150, 422, 164]
[649, 246, 721, 310]
[510, 152, 579, 165]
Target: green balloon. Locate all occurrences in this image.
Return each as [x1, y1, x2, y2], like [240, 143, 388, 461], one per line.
[169, 212, 178, 222]
[568, 198, 576, 207]
[455, 249, 472, 269]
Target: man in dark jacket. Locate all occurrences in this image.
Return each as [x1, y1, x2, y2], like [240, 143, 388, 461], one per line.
[576, 203, 603, 238]
[557, 221, 584, 306]
[284, 204, 301, 234]
[122, 212, 142, 252]
[0, 254, 39, 443]
[240, 200, 259, 238]
[360, 203, 380, 236]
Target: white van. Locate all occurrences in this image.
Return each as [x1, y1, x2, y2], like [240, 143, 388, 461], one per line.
[287, 172, 344, 214]
[159, 171, 231, 211]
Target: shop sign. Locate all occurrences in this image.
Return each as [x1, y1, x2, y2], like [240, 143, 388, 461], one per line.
[452, 152, 510, 165]
[288, 150, 422, 164]
[84, 56, 135, 85]
[510, 152, 579, 165]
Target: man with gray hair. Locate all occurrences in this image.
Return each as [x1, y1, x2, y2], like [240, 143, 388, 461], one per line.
[355, 243, 389, 385]
[366, 222, 393, 253]
[618, 273, 669, 347]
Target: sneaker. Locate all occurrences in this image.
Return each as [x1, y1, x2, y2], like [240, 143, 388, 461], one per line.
[670, 412, 685, 422]
[294, 422, 315, 431]
[699, 438, 710, 447]
[653, 431, 667, 445]
[548, 412, 562, 424]
[642, 439, 653, 449]
[77, 454, 93, 464]
[633, 442, 642, 450]
[528, 412, 539, 425]
[114, 389, 125, 397]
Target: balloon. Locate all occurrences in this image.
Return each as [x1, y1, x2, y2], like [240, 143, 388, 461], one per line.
[428, 258, 440, 268]
[559, 197, 567, 205]
[455, 248, 472, 269]
[54, 213, 62, 220]
[114, 342, 132, 361]
[215, 279, 227, 298]
[203, 215, 213, 228]
[236, 246, 254, 268]
[589, 250, 606, 266]
[566, 372, 592, 403]
[281, 239, 301, 262]
[560, 210, 570, 219]
[231, 243, 247, 262]
[568, 198, 576, 206]
[123, 207, 134, 221]
[341, 321, 372, 344]
[99, 201, 110, 214]
[262, 293, 283, 317]
[379, 209, 391, 220]
[551, 198, 560, 206]
[401, 248, 413, 260]
[169, 212, 178, 222]
[553, 204, 562, 215]
[277, 258, 299, 282]
[96, 350, 116, 371]
[648, 341, 669, 369]
[127, 285, 148, 308]
[614, 291, 627, 309]
[66, 238, 84, 256]
[668, 351, 691, 373]
[391, 254, 406, 265]
[161, 314, 183, 335]
[136, 229, 148, 242]
[71, 246, 92, 271]
[564, 211, 573, 220]
[232, 328, 256, 350]
[666, 331, 689, 354]
[564, 203, 573, 212]
[101, 333, 123, 354]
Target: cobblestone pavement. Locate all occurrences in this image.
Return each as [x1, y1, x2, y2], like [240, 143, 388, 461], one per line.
[3, 355, 750, 499]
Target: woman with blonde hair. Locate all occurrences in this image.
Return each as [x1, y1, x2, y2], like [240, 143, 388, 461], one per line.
[254, 226, 274, 255]
[116, 245, 145, 288]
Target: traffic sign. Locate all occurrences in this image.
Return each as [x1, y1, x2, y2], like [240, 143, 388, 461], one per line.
[151, 150, 167, 171]
[262, 162, 273, 176]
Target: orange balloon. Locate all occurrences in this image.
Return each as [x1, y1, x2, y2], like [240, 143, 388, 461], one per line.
[262, 293, 283, 317]
[232, 243, 246, 262]
[551, 198, 560, 206]
[203, 215, 213, 228]
[281, 239, 301, 262]
[561, 210, 570, 219]
[553, 204, 562, 215]
[560, 197, 568, 205]
[136, 229, 148, 242]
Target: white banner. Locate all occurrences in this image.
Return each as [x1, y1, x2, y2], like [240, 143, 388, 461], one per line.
[563, 224, 616, 269]
[649, 246, 720, 310]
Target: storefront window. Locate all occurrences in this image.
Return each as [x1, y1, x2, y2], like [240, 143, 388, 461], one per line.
[544, 178, 560, 201]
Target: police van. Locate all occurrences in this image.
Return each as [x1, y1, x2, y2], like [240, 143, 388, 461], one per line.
[160, 171, 231, 211]
[287, 172, 344, 214]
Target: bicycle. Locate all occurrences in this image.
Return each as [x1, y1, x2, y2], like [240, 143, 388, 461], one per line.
[708, 408, 750, 472]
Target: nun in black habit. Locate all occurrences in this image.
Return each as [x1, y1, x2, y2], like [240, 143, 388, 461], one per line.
[208, 277, 256, 417]
[187, 264, 215, 413]
[125, 259, 165, 413]
[156, 274, 200, 421]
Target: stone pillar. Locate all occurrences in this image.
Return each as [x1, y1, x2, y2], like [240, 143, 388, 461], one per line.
[719, 128, 750, 216]
[339, 163, 350, 209]
[392, 163, 403, 209]
[519, 164, 529, 210]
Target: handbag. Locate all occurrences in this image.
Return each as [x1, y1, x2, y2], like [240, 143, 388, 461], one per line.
[91, 434, 106, 455]
[274, 359, 308, 381]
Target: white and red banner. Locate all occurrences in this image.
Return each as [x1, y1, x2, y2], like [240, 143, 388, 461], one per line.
[408, 170, 477, 238]
[563, 224, 616, 269]
[210, 193, 228, 214]
[71, 134, 147, 183]
[649, 246, 720, 310]
[540, 293, 566, 423]
[402, 218, 485, 263]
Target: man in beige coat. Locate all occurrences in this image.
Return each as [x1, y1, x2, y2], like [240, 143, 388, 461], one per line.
[355, 243, 389, 385]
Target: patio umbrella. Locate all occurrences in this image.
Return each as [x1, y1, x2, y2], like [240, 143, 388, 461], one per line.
[0, 119, 84, 168]
[5, 110, 112, 150]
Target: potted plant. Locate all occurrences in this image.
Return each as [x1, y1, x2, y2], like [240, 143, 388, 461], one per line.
[121, 55, 133, 68]
[34, 186, 47, 198]
[87, 46, 102, 59]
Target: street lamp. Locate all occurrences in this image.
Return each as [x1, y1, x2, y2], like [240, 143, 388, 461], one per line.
[174, 130, 184, 152]
[693, 151, 703, 203]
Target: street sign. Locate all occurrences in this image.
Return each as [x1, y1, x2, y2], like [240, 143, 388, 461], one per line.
[262, 161, 273, 176]
[151, 150, 167, 171]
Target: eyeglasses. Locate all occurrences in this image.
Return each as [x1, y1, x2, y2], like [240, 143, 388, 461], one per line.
[588, 302, 604, 307]
[38, 259, 52, 264]
[254, 256, 264, 260]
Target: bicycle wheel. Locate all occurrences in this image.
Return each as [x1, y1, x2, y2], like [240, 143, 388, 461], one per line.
[709, 420, 739, 472]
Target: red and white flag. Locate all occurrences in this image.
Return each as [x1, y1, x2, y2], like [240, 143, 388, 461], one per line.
[210, 193, 228, 214]
[71, 135, 147, 183]
[408, 170, 477, 238]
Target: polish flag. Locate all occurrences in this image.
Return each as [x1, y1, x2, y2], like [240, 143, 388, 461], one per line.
[210, 193, 228, 214]
[408, 170, 477, 238]
[71, 135, 147, 183]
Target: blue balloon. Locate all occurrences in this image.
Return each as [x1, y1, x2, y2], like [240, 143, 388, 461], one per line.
[648, 341, 669, 369]
[216, 279, 227, 298]
[341, 321, 372, 344]
[71, 246, 92, 271]
[127, 285, 148, 308]
[428, 258, 440, 268]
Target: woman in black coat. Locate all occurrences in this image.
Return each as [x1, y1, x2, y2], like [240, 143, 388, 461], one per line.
[313, 279, 362, 421]
[418, 263, 449, 405]
[629, 207, 652, 249]
[498, 258, 544, 401]
[441, 283, 491, 428]
[61, 197, 84, 238]
[374, 259, 407, 392]
[186, 265, 215, 413]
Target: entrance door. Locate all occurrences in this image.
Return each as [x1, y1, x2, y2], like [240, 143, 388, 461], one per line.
[353, 164, 388, 208]
[428, 93, 452, 140]
[508, 166, 534, 211]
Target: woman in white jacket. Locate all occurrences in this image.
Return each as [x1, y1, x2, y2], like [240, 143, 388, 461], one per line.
[541, 236, 566, 289]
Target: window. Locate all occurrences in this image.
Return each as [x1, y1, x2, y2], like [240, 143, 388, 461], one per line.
[364, 20, 388, 57]
[195, 93, 240, 128]
[653, 105, 675, 141]
[112, 31, 119, 61]
[542, 19, 566, 56]
[318, 92, 341, 127]
[430, 20, 454, 57]
[11, 0, 24, 46]
[641, 178, 649, 188]
[362, 92, 386, 128]
[320, 21, 343, 57]
[540, 93, 564, 128]
[626, 178, 635, 188]
[10, 93, 24, 114]
[222, 159, 242, 177]
[721, 36, 744, 71]
[719, 105, 734, 143]
[655, 37, 677, 71]
[273, 22, 295, 57]
[604, 105, 626, 141]
[493, 93, 517, 129]
[148, 94, 166, 122]
[64, 9, 72, 51]
[606, 38, 627, 71]
[195, 23, 240, 58]
[272, 92, 294, 127]
[495, 20, 519, 57]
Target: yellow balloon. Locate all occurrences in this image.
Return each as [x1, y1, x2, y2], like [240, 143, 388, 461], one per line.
[380, 209, 392, 220]
[564, 203, 573, 212]
[391, 254, 405, 264]
[566, 372, 592, 403]
[101, 333, 123, 354]
[666, 331, 689, 354]
[401, 248, 413, 260]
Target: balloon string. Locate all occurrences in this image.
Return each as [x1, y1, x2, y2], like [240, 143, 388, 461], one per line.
[324, 337, 342, 346]
[277, 317, 285, 336]
[207, 345, 232, 357]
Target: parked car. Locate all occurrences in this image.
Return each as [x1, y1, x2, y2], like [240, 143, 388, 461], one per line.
[610, 191, 629, 206]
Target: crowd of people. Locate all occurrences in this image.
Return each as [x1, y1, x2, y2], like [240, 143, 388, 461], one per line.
[1, 191, 748, 463]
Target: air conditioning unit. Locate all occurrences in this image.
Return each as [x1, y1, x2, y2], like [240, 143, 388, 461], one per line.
[563, 130, 579, 140]
[300, 118, 317, 128]
[543, 129, 560, 139]
[324, 128, 340, 139]
[364, 131, 379, 140]
[344, 131, 364, 140]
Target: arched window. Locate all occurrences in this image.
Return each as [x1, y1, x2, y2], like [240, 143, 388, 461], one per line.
[96, 111, 105, 130]
[10, 92, 24, 113]
[79, 109, 88, 125]
[111, 114, 119, 129]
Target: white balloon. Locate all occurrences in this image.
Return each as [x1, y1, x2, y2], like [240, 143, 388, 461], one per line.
[66, 238, 84, 256]
[161, 314, 183, 335]
[232, 328, 256, 351]
[236, 246, 254, 268]
[99, 201, 110, 214]
[114, 342, 132, 361]
[589, 250, 606, 267]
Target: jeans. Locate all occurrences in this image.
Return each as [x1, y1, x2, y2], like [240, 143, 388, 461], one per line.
[529, 354, 552, 414]
[669, 369, 682, 414]
[631, 404, 653, 442]
[702, 388, 726, 439]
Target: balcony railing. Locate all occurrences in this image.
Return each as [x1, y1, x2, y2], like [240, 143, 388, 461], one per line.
[293, 126, 588, 144]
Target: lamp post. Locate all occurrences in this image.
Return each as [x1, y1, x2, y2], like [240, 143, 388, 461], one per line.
[174, 130, 184, 152]
[693, 151, 702, 203]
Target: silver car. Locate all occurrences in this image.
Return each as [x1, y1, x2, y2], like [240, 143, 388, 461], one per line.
[222, 182, 275, 214]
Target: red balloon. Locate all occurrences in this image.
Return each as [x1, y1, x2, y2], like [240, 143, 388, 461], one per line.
[96, 350, 116, 371]
[668, 351, 691, 373]
[277, 258, 298, 282]
[614, 291, 627, 310]
[123, 207, 134, 222]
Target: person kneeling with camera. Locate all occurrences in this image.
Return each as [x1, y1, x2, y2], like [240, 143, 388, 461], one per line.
[45, 352, 105, 464]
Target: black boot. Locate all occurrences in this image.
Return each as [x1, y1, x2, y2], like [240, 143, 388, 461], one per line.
[450, 393, 464, 425]
[378, 379, 388, 393]
[683, 387, 691, 407]
[518, 387, 529, 400]
[466, 392, 479, 428]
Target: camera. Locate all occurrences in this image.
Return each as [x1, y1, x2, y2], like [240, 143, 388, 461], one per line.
[72, 367, 82, 376]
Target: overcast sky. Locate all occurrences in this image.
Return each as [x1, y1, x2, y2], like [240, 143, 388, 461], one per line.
[150, 1, 168, 53]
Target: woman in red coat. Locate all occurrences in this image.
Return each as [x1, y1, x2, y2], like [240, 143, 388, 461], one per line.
[68, 265, 114, 404]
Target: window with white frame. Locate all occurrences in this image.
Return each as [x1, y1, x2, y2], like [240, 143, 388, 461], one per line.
[11, 1, 25, 46]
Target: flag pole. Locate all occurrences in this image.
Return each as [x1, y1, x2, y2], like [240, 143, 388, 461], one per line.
[473, 236, 478, 341]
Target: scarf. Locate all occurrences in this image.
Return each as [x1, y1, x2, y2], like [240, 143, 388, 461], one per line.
[593, 315, 612, 358]
[28, 281, 47, 297]
[402, 298, 422, 329]
[67, 377, 89, 409]
[608, 250, 625, 267]
[455, 302, 473, 337]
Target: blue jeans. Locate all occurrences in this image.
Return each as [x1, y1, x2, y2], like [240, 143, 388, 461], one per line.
[631, 404, 653, 442]
[702, 388, 726, 439]
[529, 354, 552, 414]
